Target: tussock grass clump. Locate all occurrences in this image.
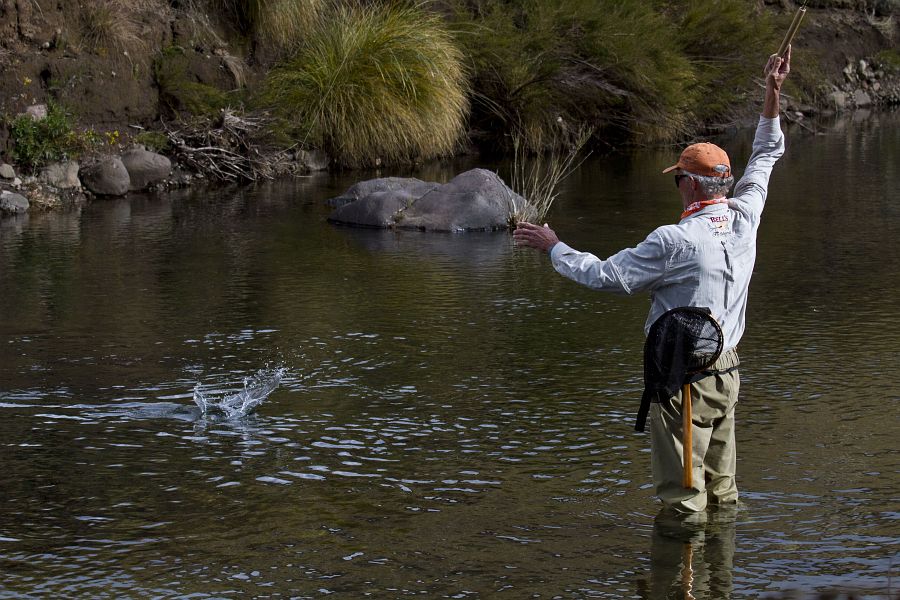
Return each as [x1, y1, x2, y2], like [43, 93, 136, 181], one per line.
[254, 0, 326, 50]
[450, 0, 696, 148]
[216, 0, 326, 53]
[80, 0, 146, 55]
[264, 2, 470, 168]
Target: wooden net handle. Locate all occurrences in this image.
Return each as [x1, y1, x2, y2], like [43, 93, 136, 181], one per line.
[682, 383, 693, 489]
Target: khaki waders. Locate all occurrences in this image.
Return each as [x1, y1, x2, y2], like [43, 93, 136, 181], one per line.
[650, 348, 741, 513]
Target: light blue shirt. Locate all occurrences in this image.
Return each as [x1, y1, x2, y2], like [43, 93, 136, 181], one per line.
[549, 116, 785, 350]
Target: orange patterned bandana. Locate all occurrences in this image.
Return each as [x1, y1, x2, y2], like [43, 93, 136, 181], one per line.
[681, 198, 728, 220]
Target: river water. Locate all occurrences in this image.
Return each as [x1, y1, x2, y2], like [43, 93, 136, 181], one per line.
[1, 111, 898, 599]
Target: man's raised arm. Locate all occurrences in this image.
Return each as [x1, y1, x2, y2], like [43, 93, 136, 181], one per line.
[763, 45, 791, 118]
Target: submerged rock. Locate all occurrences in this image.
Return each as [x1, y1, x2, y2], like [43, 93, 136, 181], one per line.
[297, 149, 330, 172]
[327, 169, 530, 232]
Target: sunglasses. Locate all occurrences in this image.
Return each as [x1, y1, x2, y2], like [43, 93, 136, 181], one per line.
[674, 174, 691, 188]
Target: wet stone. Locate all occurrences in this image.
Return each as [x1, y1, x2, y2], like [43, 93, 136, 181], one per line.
[121, 148, 171, 191]
[80, 156, 131, 196]
[328, 169, 530, 232]
[39, 161, 81, 189]
[0, 190, 29, 214]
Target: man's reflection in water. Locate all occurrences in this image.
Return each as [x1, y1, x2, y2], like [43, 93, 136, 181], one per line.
[639, 506, 737, 599]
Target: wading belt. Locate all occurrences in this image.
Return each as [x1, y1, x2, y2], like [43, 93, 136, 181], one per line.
[634, 349, 739, 432]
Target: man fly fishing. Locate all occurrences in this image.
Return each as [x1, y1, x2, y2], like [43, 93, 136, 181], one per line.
[513, 48, 792, 513]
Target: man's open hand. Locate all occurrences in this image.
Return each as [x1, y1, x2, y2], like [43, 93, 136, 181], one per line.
[513, 222, 560, 253]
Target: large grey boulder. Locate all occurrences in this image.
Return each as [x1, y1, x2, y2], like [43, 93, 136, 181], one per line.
[0, 163, 15, 180]
[121, 148, 171, 190]
[396, 169, 527, 232]
[327, 169, 530, 232]
[328, 177, 437, 208]
[80, 156, 130, 196]
[0, 190, 29, 214]
[329, 184, 439, 228]
[39, 161, 81, 189]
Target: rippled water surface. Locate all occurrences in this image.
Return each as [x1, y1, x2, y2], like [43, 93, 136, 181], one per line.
[2, 112, 899, 599]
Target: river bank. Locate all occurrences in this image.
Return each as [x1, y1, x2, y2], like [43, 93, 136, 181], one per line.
[1, 0, 898, 215]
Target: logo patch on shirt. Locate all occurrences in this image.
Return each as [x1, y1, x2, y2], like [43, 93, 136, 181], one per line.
[707, 214, 731, 237]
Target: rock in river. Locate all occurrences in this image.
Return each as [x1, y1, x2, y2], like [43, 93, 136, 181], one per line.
[327, 169, 530, 232]
[329, 177, 439, 228]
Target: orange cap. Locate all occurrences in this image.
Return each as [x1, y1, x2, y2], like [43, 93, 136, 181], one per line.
[662, 142, 731, 178]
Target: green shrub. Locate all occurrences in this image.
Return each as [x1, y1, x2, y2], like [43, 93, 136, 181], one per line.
[8, 103, 80, 172]
[135, 130, 171, 152]
[875, 49, 900, 71]
[670, 0, 775, 122]
[263, 2, 470, 167]
[449, 0, 776, 148]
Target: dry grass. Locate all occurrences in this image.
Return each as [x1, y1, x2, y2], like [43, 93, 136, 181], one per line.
[507, 123, 592, 224]
[176, 1, 230, 52]
[79, 0, 147, 55]
[866, 11, 896, 41]
[255, 0, 327, 51]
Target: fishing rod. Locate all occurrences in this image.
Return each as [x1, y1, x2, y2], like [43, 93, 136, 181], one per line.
[778, 2, 807, 57]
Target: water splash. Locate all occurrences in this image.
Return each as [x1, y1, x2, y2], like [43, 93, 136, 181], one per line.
[193, 367, 285, 419]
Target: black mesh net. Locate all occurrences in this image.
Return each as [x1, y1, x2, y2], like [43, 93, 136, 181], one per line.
[634, 307, 724, 432]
